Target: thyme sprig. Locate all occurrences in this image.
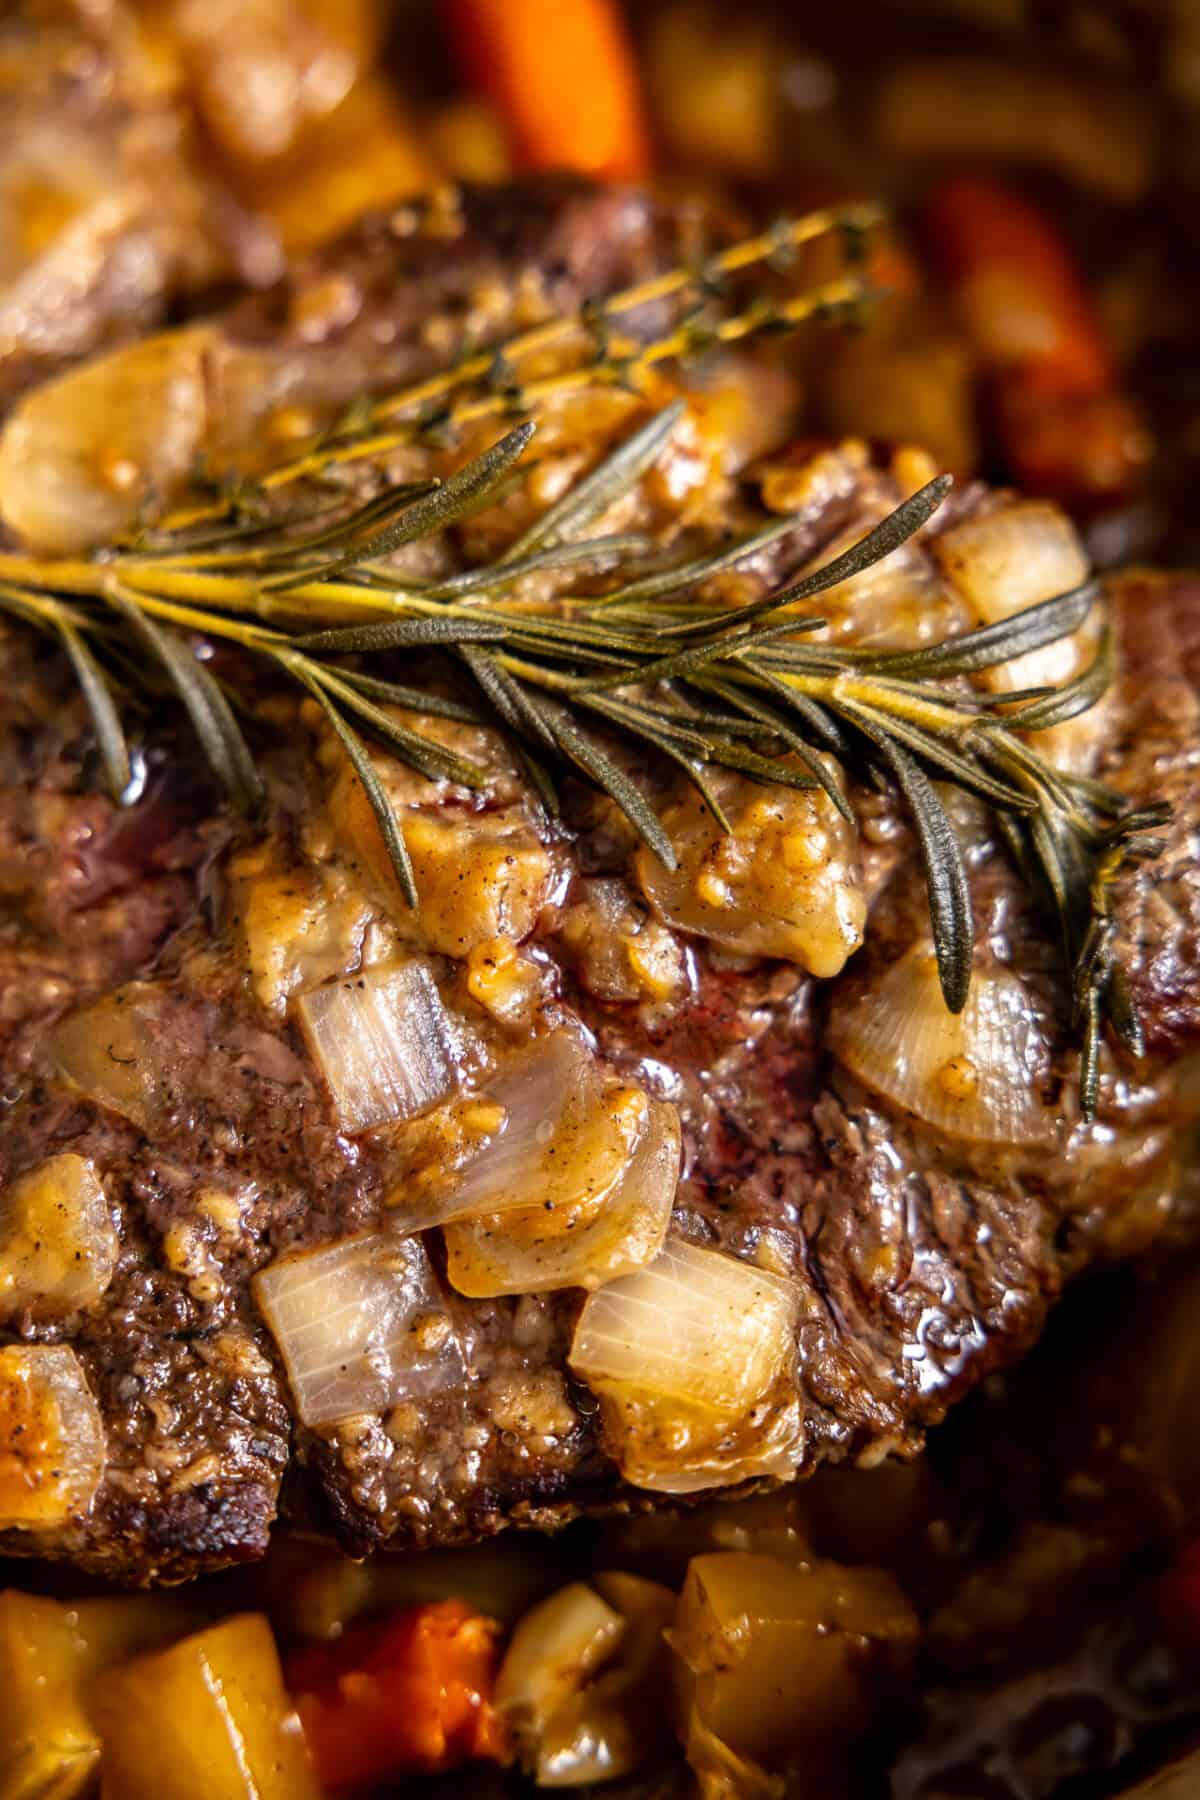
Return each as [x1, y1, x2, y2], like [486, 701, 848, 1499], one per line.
[0, 208, 1166, 1114]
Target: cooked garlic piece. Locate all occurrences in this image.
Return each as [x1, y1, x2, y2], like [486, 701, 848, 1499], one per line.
[636, 768, 864, 974]
[0, 1346, 105, 1530]
[829, 944, 1058, 1143]
[0, 1154, 118, 1322]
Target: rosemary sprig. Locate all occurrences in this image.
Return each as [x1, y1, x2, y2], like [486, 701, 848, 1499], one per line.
[0, 212, 1165, 1116]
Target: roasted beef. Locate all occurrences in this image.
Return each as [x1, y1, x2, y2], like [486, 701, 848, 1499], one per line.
[0, 179, 1198, 1584]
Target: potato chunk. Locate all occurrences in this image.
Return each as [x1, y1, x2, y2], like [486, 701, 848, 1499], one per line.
[92, 1615, 321, 1800]
[0, 1154, 118, 1322]
[0, 1589, 218, 1800]
[0, 1591, 100, 1800]
[0, 1346, 105, 1531]
[669, 1552, 919, 1770]
[635, 768, 864, 975]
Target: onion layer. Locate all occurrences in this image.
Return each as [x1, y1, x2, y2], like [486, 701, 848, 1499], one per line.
[0, 1346, 105, 1530]
[829, 944, 1057, 1144]
[442, 1097, 681, 1297]
[296, 960, 458, 1135]
[253, 1232, 463, 1428]
[0, 1154, 118, 1323]
[635, 769, 864, 975]
[570, 1241, 803, 1494]
[51, 984, 170, 1132]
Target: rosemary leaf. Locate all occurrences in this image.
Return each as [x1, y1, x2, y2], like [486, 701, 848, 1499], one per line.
[537, 699, 678, 870]
[501, 402, 686, 562]
[290, 616, 506, 653]
[105, 585, 263, 814]
[860, 582, 1098, 680]
[57, 621, 133, 800]
[1001, 626, 1114, 732]
[305, 665, 484, 787]
[659, 474, 954, 640]
[299, 675, 417, 906]
[264, 421, 537, 591]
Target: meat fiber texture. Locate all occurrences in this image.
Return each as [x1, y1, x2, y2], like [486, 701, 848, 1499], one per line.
[0, 179, 1198, 1584]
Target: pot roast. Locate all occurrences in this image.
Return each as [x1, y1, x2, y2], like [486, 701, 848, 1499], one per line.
[1, 176, 1198, 1585]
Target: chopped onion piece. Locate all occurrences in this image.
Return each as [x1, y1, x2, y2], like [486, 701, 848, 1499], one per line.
[253, 1232, 463, 1427]
[934, 501, 1092, 711]
[829, 945, 1057, 1144]
[425, 1030, 645, 1231]
[443, 1099, 680, 1297]
[570, 1241, 803, 1494]
[296, 960, 458, 1135]
[0, 1154, 118, 1322]
[0, 1346, 105, 1530]
[51, 983, 170, 1131]
[572, 1241, 797, 1413]
[0, 328, 214, 553]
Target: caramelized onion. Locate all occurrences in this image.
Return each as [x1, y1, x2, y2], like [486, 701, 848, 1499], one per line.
[570, 1241, 802, 1493]
[0, 329, 215, 553]
[495, 1582, 626, 1751]
[0, 1346, 105, 1530]
[828, 945, 1057, 1144]
[0, 1154, 118, 1323]
[442, 1098, 680, 1297]
[409, 1030, 644, 1232]
[51, 983, 170, 1132]
[253, 1232, 463, 1427]
[635, 769, 864, 975]
[296, 960, 458, 1135]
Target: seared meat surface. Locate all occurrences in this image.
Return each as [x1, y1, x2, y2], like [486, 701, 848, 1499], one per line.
[0, 179, 1198, 1584]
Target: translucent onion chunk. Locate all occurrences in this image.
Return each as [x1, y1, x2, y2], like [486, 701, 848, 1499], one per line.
[0, 1346, 105, 1530]
[51, 983, 171, 1132]
[0, 328, 214, 553]
[635, 768, 865, 975]
[423, 1030, 646, 1232]
[828, 944, 1057, 1144]
[253, 1232, 463, 1428]
[0, 1154, 118, 1323]
[296, 960, 458, 1135]
[570, 1241, 803, 1494]
[933, 501, 1099, 767]
[443, 1098, 681, 1297]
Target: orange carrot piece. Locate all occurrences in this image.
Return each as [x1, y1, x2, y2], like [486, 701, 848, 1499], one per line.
[923, 175, 1148, 507]
[286, 1598, 509, 1792]
[445, 0, 652, 180]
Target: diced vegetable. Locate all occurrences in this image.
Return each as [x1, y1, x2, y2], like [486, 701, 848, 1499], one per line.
[668, 1552, 919, 1772]
[445, 0, 651, 180]
[0, 1153, 118, 1321]
[286, 1599, 508, 1790]
[635, 769, 864, 975]
[442, 1094, 680, 1297]
[0, 327, 214, 553]
[402, 1029, 647, 1232]
[923, 177, 1150, 510]
[51, 983, 170, 1132]
[253, 1231, 463, 1427]
[0, 1345, 105, 1531]
[0, 1588, 220, 1800]
[569, 1241, 803, 1493]
[295, 959, 458, 1135]
[828, 945, 1057, 1145]
[557, 879, 687, 1006]
[0, 1591, 100, 1800]
[532, 1573, 677, 1787]
[93, 1614, 321, 1800]
[496, 1583, 626, 1752]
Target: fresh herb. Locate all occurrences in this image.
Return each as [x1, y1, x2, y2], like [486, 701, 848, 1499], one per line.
[0, 204, 1166, 1116]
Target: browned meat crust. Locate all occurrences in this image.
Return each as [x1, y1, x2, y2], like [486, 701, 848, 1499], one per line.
[0, 181, 1198, 1584]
